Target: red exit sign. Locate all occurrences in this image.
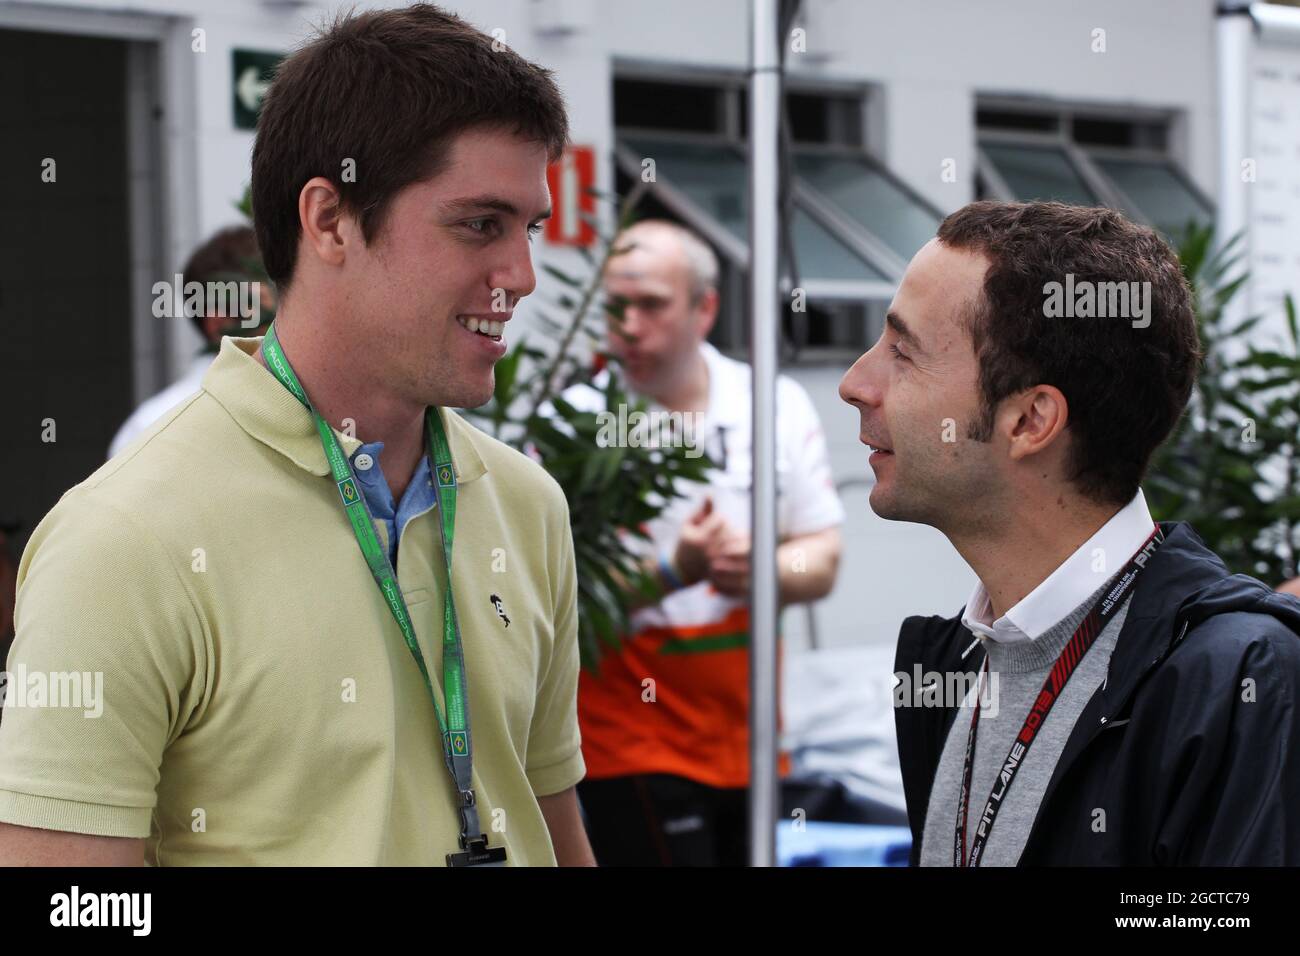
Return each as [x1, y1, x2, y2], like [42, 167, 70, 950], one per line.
[545, 146, 596, 247]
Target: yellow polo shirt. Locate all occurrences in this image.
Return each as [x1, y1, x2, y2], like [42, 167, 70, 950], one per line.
[0, 335, 584, 865]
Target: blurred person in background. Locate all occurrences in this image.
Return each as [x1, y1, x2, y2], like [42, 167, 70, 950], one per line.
[107, 225, 274, 459]
[560, 219, 845, 866]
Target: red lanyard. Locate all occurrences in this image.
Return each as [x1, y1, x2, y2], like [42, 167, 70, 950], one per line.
[955, 526, 1164, 867]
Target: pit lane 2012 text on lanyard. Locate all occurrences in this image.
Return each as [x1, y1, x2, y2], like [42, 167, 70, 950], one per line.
[955, 526, 1164, 867]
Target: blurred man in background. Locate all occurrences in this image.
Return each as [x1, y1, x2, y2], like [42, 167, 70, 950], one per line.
[108, 225, 273, 458]
[562, 219, 845, 865]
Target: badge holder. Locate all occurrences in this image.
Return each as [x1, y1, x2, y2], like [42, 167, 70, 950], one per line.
[447, 789, 507, 867]
[447, 834, 508, 867]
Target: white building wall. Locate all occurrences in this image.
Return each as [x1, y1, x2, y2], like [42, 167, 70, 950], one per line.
[21, 0, 1222, 348]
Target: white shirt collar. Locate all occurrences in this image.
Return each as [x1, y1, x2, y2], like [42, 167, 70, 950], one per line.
[961, 488, 1156, 645]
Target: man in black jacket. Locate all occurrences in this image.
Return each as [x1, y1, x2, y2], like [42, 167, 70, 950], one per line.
[839, 200, 1300, 865]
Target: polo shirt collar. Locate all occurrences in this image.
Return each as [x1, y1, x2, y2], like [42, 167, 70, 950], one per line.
[202, 335, 487, 483]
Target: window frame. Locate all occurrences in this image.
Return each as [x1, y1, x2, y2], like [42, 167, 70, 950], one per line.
[611, 71, 943, 355]
[1083, 144, 1215, 235]
[613, 130, 908, 305]
[975, 101, 1215, 235]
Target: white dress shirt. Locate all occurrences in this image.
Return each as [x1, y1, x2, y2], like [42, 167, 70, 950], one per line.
[961, 489, 1157, 645]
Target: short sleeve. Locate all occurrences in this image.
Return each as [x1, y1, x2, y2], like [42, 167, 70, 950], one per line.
[777, 377, 846, 537]
[524, 490, 585, 796]
[0, 489, 209, 837]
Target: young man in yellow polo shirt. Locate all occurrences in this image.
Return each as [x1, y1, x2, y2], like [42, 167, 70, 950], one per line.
[0, 4, 593, 866]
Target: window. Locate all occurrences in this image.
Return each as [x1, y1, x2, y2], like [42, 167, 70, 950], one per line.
[783, 91, 862, 145]
[977, 103, 1213, 246]
[613, 78, 727, 135]
[613, 76, 941, 357]
[1087, 152, 1212, 240]
[793, 150, 944, 265]
[980, 140, 1098, 207]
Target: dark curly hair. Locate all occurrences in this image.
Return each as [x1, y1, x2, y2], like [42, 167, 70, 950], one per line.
[937, 200, 1200, 506]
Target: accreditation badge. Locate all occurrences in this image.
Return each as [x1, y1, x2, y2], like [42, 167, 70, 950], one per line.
[447, 835, 508, 867]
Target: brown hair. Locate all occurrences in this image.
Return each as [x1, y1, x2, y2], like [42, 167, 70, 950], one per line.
[251, 3, 569, 290]
[180, 225, 263, 339]
[936, 200, 1200, 506]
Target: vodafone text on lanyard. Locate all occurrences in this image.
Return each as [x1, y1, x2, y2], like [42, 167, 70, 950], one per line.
[955, 526, 1164, 868]
[261, 324, 504, 867]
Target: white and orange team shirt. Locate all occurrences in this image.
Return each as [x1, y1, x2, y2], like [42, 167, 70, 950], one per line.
[561, 342, 845, 789]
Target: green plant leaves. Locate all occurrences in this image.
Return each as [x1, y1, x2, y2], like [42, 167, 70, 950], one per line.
[1147, 222, 1300, 582]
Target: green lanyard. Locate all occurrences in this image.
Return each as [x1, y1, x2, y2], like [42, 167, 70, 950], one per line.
[260, 324, 491, 861]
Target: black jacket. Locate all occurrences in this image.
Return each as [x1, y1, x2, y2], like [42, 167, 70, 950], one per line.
[895, 521, 1300, 865]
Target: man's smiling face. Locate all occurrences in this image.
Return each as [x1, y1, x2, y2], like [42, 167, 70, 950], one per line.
[342, 124, 552, 410]
[838, 237, 1001, 527]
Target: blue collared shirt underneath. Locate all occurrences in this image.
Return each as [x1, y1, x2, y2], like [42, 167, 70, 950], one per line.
[349, 440, 437, 567]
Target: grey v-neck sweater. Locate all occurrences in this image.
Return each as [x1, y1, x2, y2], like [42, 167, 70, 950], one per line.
[919, 583, 1131, 866]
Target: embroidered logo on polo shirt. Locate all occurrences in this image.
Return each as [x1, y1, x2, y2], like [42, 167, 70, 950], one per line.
[490, 594, 511, 628]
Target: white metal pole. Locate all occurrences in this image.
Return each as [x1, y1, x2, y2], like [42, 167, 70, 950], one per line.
[748, 0, 780, 869]
[1222, 1, 1300, 338]
[1215, 0, 1251, 280]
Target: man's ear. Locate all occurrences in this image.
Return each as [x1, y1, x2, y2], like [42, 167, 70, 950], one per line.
[695, 287, 719, 340]
[297, 176, 349, 271]
[1003, 385, 1069, 462]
